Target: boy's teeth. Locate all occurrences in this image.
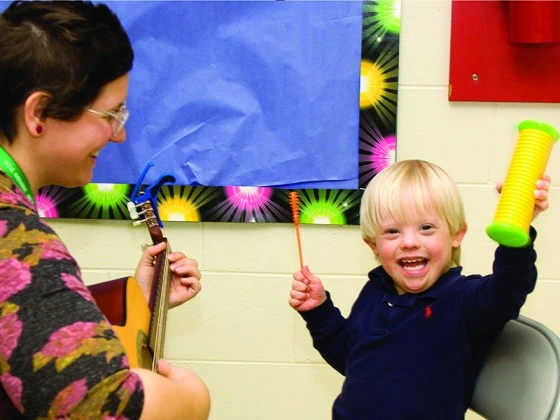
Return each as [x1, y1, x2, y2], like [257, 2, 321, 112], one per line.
[400, 258, 426, 270]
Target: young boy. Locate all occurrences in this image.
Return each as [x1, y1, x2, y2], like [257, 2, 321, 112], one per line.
[289, 159, 550, 419]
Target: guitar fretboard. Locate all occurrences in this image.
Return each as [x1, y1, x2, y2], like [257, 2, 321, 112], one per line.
[137, 201, 172, 372]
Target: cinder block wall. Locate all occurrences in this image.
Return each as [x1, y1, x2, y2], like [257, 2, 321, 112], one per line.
[48, 1, 560, 418]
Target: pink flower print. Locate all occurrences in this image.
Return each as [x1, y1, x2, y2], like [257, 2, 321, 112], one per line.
[0, 220, 8, 237]
[0, 258, 32, 302]
[41, 322, 99, 358]
[61, 273, 94, 302]
[0, 305, 23, 360]
[0, 373, 23, 412]
[50, 378, 88, 417]
[14, 188, 31, 206]
[120, 355, 130, 369]
[39, 239, 72, 261]
[121, 371, 142, 395]
[34, 320, 121, 372]
[0, 191, 19, 205]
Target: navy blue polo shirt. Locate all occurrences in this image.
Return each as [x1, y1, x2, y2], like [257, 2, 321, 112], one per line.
[300, 235, 537, 419]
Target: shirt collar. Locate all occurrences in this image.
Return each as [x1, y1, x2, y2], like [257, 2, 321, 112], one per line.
[369, 265, 463, 305]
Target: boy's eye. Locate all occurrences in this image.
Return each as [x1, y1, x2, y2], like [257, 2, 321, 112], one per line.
[420, 224, 433, 231]
[386, 228, 399, 234]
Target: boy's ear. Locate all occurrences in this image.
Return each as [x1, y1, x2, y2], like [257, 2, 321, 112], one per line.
[364, 239, 378, 255]
[452, 224, 468, 248]
[23, 92, 51, 135]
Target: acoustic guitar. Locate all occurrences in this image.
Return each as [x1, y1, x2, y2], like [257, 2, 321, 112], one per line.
[89, 164, 175, 371]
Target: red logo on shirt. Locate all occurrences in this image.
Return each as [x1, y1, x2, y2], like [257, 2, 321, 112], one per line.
[424, 305, 432, 319]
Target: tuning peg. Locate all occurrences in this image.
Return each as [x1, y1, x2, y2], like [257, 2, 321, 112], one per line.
[127, 201, 140, 220]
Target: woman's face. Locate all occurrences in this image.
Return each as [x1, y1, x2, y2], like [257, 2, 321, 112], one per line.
[40, 74, 129, 189]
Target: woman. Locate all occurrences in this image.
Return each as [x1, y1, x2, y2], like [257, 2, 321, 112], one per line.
[0, 1, 210, 418]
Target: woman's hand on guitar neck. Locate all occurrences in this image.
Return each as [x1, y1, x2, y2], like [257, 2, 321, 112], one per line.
[134, 242, 202, 308]
[167, 249, 202, 308]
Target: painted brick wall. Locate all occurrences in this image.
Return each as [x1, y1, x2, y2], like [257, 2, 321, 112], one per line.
[48, 1, 560, 418]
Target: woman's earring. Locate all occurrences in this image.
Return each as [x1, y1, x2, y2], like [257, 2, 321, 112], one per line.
[36, 125, 43, 134]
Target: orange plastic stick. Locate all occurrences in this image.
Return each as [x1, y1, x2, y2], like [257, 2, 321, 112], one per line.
[289, 191, 304, 269]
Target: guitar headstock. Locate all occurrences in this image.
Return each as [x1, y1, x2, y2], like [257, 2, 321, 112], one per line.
[128, 199, 165, 244]
[127, 162, 176, 245]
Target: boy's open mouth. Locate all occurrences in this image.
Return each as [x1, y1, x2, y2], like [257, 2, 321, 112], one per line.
[399, 258, 427, 270]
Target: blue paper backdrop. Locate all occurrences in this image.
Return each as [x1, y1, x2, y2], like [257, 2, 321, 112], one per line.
[3, 0, 401, 225]
[94, 1, 363, 189]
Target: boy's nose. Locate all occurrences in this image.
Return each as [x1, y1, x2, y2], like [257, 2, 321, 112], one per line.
[400, 231, 420, 248]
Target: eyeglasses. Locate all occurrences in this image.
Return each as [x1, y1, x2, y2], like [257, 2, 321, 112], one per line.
[87, 102, 129, 137]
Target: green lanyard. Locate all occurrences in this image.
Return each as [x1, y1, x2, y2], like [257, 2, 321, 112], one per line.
[0, 146, 35, 205]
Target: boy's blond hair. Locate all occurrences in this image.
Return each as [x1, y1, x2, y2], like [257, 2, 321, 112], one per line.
[360, 160, 467, 267]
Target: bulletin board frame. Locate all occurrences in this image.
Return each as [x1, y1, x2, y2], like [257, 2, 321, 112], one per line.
[36, 0, 400, 226]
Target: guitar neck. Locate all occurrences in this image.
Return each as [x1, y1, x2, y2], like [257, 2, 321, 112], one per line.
[148, 223, 165, 246]
[141, 202, 171, 371]
[148, 238, 171, 370]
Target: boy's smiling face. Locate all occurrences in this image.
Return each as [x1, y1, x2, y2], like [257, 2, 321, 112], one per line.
[366, 205, 466, 295]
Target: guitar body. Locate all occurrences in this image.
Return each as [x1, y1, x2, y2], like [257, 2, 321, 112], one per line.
[88, 277, 151, 369]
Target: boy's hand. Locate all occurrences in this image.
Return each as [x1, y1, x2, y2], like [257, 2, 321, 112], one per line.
[289, 265, 327, 312]
[532, 175, 551, 221]
[496, 174, 551, 222]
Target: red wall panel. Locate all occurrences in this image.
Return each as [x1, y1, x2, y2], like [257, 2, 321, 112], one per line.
[449, 0, 560, 103]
